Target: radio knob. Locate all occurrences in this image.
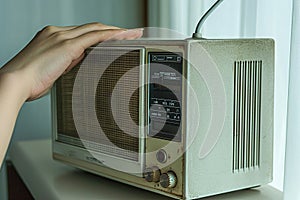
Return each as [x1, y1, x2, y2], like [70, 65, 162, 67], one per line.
[144, 166, 161, 183]
[160, 171, 177, 188]
[156, 149, 168, 163]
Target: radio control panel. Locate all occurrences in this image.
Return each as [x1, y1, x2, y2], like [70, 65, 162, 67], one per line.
[148, 52, 183, 142]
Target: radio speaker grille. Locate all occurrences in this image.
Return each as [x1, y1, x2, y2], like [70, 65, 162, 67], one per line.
[233, 60, 262, 172]
[56, 48, 141, 161]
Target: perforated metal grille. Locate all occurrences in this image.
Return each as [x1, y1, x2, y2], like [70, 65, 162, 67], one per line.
[233, 60, 262, 172]
[95, 50, 140, 153]
[56, 48, 142, 161]
[56, 66, 79, 138]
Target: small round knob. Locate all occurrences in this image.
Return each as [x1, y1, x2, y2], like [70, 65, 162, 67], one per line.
[160, 171, 177, 188]
[144, 166, 161, 183]
[156, 149, 168, 163]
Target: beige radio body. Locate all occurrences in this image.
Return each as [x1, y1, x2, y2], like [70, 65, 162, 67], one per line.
[51, 38, 274, 200]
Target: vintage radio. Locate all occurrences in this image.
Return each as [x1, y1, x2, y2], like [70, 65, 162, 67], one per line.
[51, 37, 274, 199]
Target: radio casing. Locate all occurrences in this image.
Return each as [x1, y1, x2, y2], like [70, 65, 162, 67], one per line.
[51, 38, 274, 200]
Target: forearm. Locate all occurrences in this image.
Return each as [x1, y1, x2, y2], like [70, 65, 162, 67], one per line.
[0, 71, 28, 167]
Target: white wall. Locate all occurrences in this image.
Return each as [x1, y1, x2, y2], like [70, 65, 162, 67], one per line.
[0, 0, 145, 199]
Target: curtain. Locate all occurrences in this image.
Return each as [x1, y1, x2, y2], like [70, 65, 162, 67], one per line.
[256, 0, 293, 191]
[147, 0, 245, 38]
[284, 0, 300, 198]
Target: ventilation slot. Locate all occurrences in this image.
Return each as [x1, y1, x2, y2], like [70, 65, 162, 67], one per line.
[233, 60, 262, 172]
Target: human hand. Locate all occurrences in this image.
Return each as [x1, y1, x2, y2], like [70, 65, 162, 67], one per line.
[0, 22, 143, 101]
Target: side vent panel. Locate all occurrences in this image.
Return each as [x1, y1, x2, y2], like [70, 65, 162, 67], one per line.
[233, 60, 262, 172]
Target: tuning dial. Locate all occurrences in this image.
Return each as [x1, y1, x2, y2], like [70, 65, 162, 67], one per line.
[160, 171, 177, 188]
[144, 166, 161, 183]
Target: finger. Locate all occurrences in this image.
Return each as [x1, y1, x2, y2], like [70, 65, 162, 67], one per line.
[60, 22, 122, 39]
[63, 28, 143, 74]
[71, 22, 121, 31]
[70, 28, 144, 51]
[37, 25, 73, 37]
[44, 22, 118, 33]
[51, 25, 77, 31]
[49, 25, 77, 30]
[36, 23, 119, 40]
[109, 28, 144, 41]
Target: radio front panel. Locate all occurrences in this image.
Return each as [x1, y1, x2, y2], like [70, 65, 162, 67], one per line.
[53, 44, 186, 197]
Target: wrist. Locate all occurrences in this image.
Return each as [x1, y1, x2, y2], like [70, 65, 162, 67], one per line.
[0, 69, 30, 105]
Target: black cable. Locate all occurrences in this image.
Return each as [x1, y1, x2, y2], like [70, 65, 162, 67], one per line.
[193, 0, 225, 39]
